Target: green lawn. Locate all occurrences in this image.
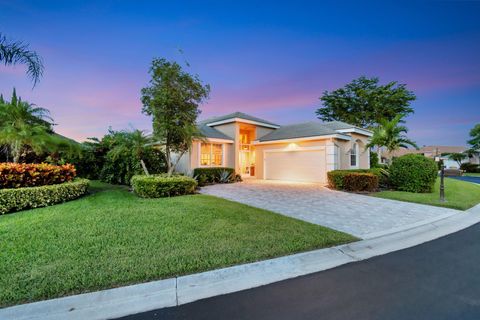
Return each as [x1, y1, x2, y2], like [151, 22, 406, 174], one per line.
[373, 178, 480, 210]
[0, 181, 355, 307]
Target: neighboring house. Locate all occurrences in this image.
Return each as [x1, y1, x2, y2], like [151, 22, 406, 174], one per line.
[386, 146, 480, 169]
[175, 112, 372, 183]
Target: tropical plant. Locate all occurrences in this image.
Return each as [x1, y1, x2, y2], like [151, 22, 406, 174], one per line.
[0, 32, 44, 86]
[467, 123, 480, 155]
[316, 76, 416, 128]
[218, 170, 232, 183]
[366, 114, 418, 164]
[98, 129, 166, 185]
[141, 58, 210, 175]
[0, 90, 56, 162]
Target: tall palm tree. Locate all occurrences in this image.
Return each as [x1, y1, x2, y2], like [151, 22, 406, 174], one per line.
[0, 92, 54, 162]
[367, 114, 418, 164]
[0, 32, 44, 86]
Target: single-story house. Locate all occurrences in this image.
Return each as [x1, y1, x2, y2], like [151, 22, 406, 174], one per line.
[175, 112, 372, 184]
[385, 145, 480, 169]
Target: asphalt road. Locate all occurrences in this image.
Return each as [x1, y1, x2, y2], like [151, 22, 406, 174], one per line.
[117, 222, 480, 320]
[449, 176, 480, 184]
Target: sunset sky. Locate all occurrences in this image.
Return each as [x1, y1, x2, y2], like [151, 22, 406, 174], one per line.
[1, 0, 479, 145]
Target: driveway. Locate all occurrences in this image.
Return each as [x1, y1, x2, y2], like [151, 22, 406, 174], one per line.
[200, 179, 459, 239]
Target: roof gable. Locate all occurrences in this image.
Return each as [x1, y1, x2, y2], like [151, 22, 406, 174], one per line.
[200, 112, 280, 128]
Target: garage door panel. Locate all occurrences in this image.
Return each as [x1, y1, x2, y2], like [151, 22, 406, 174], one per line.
[264, 149, 326, 183]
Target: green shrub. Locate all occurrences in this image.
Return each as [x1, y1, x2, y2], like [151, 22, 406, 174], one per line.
[328, 168, 386, 190]
[460, 163, 480, 173]
[0, 179, 89, 214]
[192, 167, 235, 186]
[131, 175, 197, 198]
[343, 173, 379, 192]
[389, 154, 438, 193]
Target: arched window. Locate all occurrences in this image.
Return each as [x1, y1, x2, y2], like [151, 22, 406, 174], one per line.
[350, 143, 358, 167]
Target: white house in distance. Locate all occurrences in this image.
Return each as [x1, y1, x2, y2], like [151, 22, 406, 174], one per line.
[387, 145, 480, 169]
[175, 112, 372, 183]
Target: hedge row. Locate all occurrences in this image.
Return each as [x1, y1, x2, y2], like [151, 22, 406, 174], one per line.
[192, 167, 236, 186]
[131, 175, 198, 198]
[0, 163, 76, 189]
[0, 179, 89, 214]
[327, 169, 383, 191]
[327, 168, 388, 190]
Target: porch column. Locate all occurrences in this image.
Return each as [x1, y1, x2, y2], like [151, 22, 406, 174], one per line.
[326, 140, 338, 172]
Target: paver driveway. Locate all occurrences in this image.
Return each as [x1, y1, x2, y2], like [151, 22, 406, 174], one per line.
[200, 179, 460, 239]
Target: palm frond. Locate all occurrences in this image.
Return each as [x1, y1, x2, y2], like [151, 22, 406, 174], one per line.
[0, 33, 44, 87]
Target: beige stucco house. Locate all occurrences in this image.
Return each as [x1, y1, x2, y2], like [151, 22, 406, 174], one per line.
[176, 112, 372, 183]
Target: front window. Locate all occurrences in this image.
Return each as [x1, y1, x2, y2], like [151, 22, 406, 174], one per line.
[350, 143, 358, 167]
[200, 143, 223, 166]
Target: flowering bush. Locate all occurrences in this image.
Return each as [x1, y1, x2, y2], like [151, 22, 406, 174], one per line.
[0, 163, 76, 189]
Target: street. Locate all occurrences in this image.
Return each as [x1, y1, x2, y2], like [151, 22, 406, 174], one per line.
[118, 222, 480, 320]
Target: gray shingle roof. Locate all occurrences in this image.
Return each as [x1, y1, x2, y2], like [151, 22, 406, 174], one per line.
[198, 124, 233, 140]
[200, 112, 279, 127]
[323, 121, 372, 133]
[257, 122, 345, 142]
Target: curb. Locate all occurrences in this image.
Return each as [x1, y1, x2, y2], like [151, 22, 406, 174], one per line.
[2, 204, 480, 320]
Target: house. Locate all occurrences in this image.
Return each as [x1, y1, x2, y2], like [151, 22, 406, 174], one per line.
[386, 146, 480, 169]
[175, 112, 372, 183]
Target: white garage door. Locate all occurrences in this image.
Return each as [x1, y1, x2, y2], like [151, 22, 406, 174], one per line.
[264, 149, 326, 183]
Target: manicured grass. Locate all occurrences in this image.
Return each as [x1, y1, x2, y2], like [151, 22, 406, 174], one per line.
[373, 178, 480, 210]
[0, 181, 356, 307]
[465, 173, 480, 177]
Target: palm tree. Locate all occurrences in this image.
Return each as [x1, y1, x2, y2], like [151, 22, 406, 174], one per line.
[0, 91, 54, 162]
[0, 32, 44, 86]
[367, 114, 418, 164]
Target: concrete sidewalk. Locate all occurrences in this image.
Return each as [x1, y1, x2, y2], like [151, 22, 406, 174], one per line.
[2, 204, 480, 320]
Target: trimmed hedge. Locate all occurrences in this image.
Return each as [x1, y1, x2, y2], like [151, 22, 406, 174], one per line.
[0, 163, 76, 189]
[328, 170, 379, 192]
[343, 173, 379, 192]
[192, 167, 236, 186]
[460, 163, 480, 173]
[0, 179, 89, 214]
[131, 175, 198, 198]
[389, 154, 437, 193]
[328, 169, 384, 191]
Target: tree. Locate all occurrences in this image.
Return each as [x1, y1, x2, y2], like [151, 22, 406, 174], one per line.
[0, 33, 44, 86]
[0, 90, 54, 162]
[141, 58, 210, 175]
[467, 123, 480, 154]
[316, 76, 416, 128]
[446, 153, 467, 167]
[366, 114, 418, 164]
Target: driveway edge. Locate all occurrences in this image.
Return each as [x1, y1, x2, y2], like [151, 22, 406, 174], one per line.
[2, 204, 480, 320]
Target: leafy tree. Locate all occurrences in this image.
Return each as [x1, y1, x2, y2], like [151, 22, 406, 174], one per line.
[316, 76, 416, 128]
[467, 123, 480, 154]
[0, 90, 55, 162]
[366, 114, 418, 164]
[0, 33, 44, 86]
[446, 152, 467, 167]
[141, 58, 210, 175]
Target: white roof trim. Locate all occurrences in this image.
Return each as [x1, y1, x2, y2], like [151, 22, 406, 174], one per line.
[253, 134, 351, 145]
[206, 117, 280, 129]
[336, 128, 373, 137]
[194, 138, 234, 144]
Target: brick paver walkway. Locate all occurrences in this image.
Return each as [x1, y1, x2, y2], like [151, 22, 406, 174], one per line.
[200, 179, 459, 239]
